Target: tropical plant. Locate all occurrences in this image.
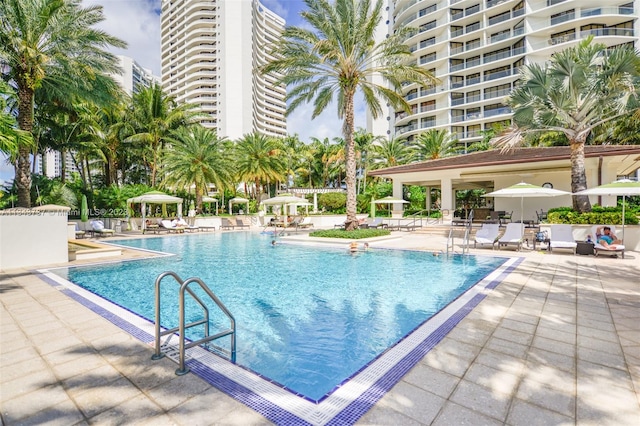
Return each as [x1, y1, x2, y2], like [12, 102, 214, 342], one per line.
[371, 137, 414, 169]
[353, 129, 381, 194]
[492, 37, 640, 212]
[262, 0, 437, 230]
[163, 126, 233, 213]
[0, 0, 126, 207]
[234, 132, 286, 202]
[413, 129, 458, 160]
[127, 83, 198, 186]
[0, 80, 30, 156]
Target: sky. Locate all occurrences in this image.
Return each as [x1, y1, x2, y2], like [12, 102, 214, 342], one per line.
[0, 0, 366, 183]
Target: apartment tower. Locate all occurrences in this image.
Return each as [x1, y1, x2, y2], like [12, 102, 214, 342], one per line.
[160, 0, 287, 140]
[377, 0, 638, 149]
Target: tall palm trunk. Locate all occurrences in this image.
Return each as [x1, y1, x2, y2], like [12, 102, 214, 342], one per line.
[570, 139, 591, 212]
[343, 91, 358, 230]
[16, 84, 34, 208]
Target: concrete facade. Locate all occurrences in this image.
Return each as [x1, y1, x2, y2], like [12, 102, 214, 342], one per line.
[160, 0, 287, 139]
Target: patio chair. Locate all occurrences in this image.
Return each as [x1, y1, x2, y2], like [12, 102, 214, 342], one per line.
[74, 222, 86, 239]
[497, 222, 525, 251]
[363, 218, 387, 229]
[591, 225, 625, 258]
[220, 218, 236, 230]
[177, 217, 200, 233]
[499, 211, 513, 226]
[161, 220, 186, 233]
[236, 218, 251, 229]
[90, 220, 116, 237]
[296, 217, 314, 229]
[474, 223, 500, 249]
[536, 209, 548, 223]
[549, 224, 577, 254]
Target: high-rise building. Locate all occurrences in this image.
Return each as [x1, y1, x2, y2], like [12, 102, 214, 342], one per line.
[160, 0, 287, 140]
[374, 0, 638, 150]
[112, 55, 160, 95]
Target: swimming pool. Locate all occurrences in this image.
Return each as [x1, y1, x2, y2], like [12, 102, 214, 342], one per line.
[44, 232, 517, 423]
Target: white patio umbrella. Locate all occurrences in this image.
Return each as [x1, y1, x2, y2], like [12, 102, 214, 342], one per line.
[127, 191, 183, 231]
[228, 197, 249, 215]
[371, 196, 408, 217]
[261, 194, 311, 217]
[574, 179, 640, 243]
[483, 182, 571, 225]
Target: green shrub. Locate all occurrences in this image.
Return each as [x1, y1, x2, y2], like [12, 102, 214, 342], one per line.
[547, 209, 638, 225]
[318, 192, 346, 213]
[309, 228, 390, 239]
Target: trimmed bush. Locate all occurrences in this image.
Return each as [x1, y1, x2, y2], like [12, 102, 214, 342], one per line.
[547, 208, 638, 225]
[309, 228, 390, 239]
[318, 192, 346, 213]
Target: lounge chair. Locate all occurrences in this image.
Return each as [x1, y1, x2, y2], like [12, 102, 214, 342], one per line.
[591, 225, 625, 258]
[296, 217, 314, 229]
[74, 223, 86, 239]
[235, 219, 251, 229]
[549, 224, 577, 254]
[161, 220, 186, 233]
[474, 223, 499, 249]
[221, 218, 236, 230]
[177, 217, 200, 232]
[497, 222, 524, 251]
[90, 220, 116, 237]
[362, 218, 387, 229]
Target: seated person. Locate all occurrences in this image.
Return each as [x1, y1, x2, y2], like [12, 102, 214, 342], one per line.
[595, 226, 623, 248]
[176, 217, 189, 226]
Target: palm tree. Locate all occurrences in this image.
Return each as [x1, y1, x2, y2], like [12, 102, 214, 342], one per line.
[127, 83, 198, 187]
[234, 132, 286, 202]
[413, 129, 458, 160]
[163, 126, 233, 213]
[371, 137, 414, 169]
[353, 129, 381, 194]
[263, 0, 436, 230]
[0, 0, 126, 207]
[492, 37, 640, 212]
[0, 80, 30, 156]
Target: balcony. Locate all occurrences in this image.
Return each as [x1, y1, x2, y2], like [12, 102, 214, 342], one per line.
[548, 33, 576, 45]
[550, 11, 575, 25]
[484, 106, 512, 117]
[580, 28, 635, 38]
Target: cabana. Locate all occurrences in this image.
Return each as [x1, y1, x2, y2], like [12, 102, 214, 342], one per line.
[127, 191, 183, 232]
[228, 197, 249, 215]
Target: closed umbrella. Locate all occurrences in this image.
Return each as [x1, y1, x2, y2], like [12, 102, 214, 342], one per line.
[80, 194, 88, 223]
[484, 182, 571, 225]
[574, 179, 640, 243]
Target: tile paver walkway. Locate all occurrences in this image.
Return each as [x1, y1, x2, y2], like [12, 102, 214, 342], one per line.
[1, 232, 638, 425]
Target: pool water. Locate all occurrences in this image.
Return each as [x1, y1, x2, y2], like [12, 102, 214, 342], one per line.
[52, 233, 506, 401]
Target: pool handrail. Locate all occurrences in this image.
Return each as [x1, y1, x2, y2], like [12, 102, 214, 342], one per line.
[152, 271, 237, 375]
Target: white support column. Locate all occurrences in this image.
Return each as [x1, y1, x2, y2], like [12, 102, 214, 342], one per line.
[313, 193, 318, 213]
[441, 178, 454, 221]
[426, 186, 432, 210]
[392, 180, 403, 218]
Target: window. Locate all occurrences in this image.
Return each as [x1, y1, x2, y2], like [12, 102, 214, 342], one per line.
[467, 90, 481, 103]
[451, 75, 464, 88]
[421, 100, 436, 112]
[452, 109, 465, 123]
[466, 21, 480, 33]
[466, 73, 481, 85]
[466, 38, 481, 50]
[451, 92, 465, 106]
[451, 42, 464, 54]
[484, 83, 511, 99]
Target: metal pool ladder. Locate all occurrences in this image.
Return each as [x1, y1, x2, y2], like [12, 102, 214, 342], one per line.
[151, 271, 236, 375]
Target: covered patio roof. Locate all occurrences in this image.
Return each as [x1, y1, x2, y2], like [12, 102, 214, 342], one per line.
[369, 146, 640, 189]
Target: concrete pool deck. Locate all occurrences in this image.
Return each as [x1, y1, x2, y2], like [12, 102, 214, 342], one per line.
[1, 231, 639, 425]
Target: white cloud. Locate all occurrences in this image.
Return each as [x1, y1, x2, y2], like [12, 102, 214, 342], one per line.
[83, 0, 162, 75]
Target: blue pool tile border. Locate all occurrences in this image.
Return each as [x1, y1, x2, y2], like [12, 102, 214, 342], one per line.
[37, 256, 523, 425]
